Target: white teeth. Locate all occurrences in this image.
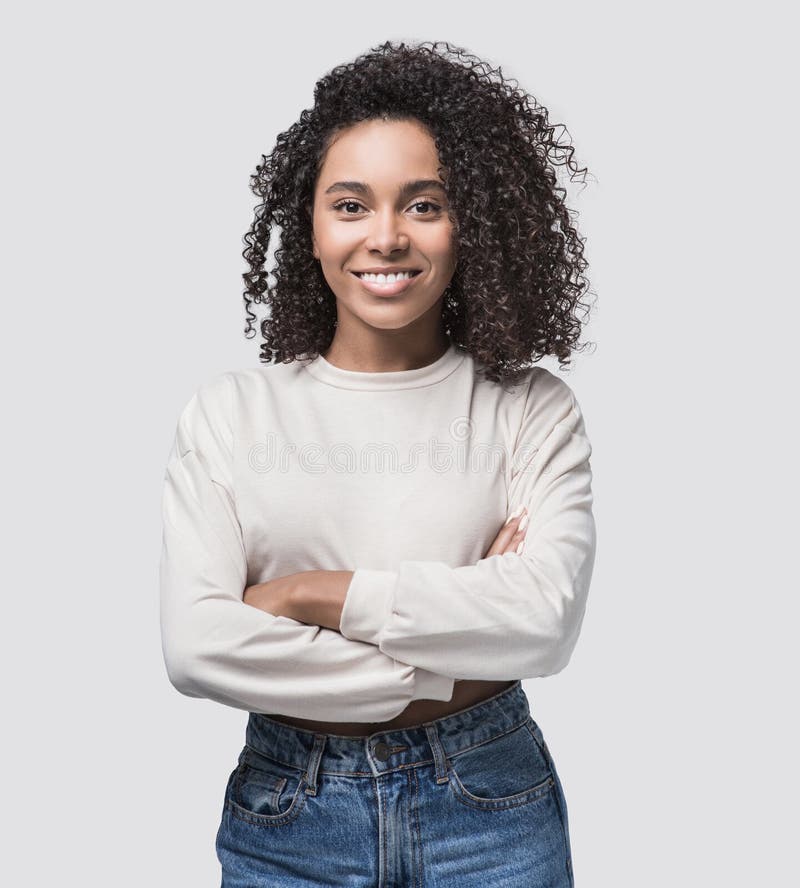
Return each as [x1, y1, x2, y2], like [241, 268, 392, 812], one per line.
[356, 271, 417, 283]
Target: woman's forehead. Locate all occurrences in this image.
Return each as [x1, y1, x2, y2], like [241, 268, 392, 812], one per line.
[319, 119, 439, 177]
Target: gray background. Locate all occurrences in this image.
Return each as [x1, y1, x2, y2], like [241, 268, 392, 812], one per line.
[3, 1, 796, 884]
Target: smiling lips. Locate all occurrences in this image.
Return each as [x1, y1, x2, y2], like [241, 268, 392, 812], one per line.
[351, 269, 422, 297]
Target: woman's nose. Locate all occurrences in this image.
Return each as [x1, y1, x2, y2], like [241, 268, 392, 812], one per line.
[364, 210, 409, 253]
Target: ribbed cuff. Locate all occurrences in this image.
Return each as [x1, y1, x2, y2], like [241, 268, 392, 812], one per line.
[339, 569, 397, 645]
[412, 668, 455, 703]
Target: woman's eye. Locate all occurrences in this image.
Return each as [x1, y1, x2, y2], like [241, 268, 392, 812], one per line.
[410, 201, 442, 215]
[332, 200, 364, 214]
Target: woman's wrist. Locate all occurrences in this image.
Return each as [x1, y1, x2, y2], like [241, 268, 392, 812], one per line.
[294, 570, 354, 631]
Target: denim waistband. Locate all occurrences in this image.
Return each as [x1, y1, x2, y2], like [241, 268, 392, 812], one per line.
[244, 680, 531, 783]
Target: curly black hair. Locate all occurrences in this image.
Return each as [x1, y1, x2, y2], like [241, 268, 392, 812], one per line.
[242, 39, 595, 385]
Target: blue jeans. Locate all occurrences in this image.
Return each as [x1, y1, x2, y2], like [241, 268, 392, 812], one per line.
[216, 680, 574, 886]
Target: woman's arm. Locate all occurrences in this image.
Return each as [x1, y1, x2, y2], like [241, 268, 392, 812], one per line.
[246, 509, 530, 630]
[333, 376, 596, 682]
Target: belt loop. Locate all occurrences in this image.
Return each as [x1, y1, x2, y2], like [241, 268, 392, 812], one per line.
[303, 733, 327, 796]
[424, 723, 450, 785]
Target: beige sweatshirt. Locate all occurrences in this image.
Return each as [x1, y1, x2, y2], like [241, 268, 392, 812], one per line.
[159, 340, 596, 723]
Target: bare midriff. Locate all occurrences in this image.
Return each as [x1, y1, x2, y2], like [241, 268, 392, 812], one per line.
[264, 678, 518, 737]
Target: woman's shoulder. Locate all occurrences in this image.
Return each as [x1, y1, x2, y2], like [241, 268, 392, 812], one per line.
[466, 354, 586, 447]
[175, 359, 306, 430]
[467, 352, 578, 407]
[192, 358, 310, 400]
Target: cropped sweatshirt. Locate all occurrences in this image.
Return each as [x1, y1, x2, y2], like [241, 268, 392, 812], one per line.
[159, 341, 597, 723]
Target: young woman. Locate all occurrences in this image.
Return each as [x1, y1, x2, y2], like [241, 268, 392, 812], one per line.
[160, 40, 596, 887]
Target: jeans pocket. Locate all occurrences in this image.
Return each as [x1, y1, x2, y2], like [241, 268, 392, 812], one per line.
[227, 745, 308, 827]
[447, 718, 555, 811]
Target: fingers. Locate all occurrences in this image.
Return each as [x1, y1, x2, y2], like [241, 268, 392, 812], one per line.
[505, 511, 528, 555]
[483, 506, 529, 558]
[509, 524, 527, 555]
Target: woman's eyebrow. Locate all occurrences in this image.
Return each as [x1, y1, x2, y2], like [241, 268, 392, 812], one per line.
[324, 179, 446, 199]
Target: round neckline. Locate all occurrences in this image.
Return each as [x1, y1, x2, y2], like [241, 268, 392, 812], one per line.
[301, 341, 466, 391]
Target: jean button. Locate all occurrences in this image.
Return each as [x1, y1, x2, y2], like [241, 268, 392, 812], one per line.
[373, 742, 391, 761]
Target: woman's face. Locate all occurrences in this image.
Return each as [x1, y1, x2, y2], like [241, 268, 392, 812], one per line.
[311, 118, 457, 334]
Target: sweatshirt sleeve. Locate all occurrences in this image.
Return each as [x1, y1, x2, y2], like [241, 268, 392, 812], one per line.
[159, 373, 455, 722]
[338, 371, 597, 680]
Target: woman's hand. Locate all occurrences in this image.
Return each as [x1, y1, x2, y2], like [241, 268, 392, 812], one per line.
[483, 506, 529, 558]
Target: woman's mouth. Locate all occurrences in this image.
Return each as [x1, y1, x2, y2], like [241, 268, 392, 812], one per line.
[350, 269, 423, 297]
